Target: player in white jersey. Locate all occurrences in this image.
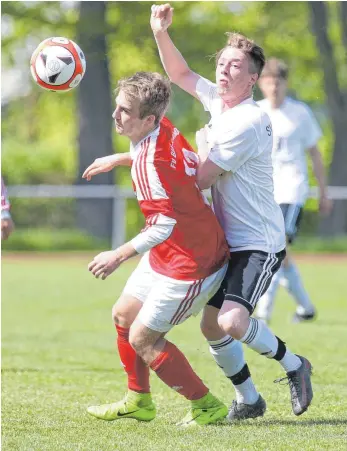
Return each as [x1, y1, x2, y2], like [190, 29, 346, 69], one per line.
[151, 3, 313, 421]
[256, 58, 331, 323]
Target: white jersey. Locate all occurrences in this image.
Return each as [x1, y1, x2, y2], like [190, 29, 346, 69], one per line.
[196, 77, 286, 254]
[257, 97, 322, 205]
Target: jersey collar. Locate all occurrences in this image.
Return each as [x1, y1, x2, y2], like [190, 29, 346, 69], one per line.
[129, 125, 160, 153]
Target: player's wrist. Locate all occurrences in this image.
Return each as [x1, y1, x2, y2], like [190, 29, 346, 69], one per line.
[153, 29, 168, 39]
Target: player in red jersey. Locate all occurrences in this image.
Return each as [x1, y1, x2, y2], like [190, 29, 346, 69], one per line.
[1, 177, 15, 240]
[83, 72, 229, 426]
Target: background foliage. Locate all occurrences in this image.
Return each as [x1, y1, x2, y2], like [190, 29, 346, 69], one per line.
[1, 1, 346, 248]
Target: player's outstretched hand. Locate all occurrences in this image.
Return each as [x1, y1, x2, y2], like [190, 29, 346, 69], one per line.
[82, 156, 118, 181]
[150, 3, 174, 34]
[88, 250, 122, 280]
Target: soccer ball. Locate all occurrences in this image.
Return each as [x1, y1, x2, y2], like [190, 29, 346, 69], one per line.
[30, 37, 86, 92]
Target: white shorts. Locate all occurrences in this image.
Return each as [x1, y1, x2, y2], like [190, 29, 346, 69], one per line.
[122, 252, 228, 333]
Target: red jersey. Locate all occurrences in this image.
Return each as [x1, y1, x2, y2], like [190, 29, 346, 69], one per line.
[130, 117, 229, 280]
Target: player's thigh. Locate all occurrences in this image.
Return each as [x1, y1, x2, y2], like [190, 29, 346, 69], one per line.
[112, 293, 143, 327]
[138, 263, 228, 334]
[223, 250, 286, 315]
[113, 252, 153, 326]
[280, 203, 303, 244]
[121, 252, 153, 302]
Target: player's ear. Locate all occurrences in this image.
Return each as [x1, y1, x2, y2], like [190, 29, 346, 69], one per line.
[146, 114, 156, 127]
[250, 72, 258, 87]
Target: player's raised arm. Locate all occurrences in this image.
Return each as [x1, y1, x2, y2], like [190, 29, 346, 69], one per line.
[82, 153, 132, 181]
[150, 4, 200, 99]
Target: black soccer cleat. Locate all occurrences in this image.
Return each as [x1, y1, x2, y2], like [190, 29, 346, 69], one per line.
[227, 395, 266, 422]
[292, 311, 316, 323]
[275, 355, 313, 416]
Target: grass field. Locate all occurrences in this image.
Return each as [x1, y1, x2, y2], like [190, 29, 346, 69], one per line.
[2, 253, 347, 451]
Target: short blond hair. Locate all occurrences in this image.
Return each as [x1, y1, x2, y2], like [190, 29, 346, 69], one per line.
[216, 32, 265, 77]
[116, 72, 171, 126]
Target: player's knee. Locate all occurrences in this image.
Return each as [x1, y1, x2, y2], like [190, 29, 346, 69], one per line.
[128, 331, 148, 361]
[128, 331, 141, 353]
[200, 315, 223, 340]
[218, 308, 249, 340]
[112, 302, 134, 328]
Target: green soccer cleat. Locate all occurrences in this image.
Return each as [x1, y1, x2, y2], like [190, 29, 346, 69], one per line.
[177, 392, 228, 427]
[87, 391, 156, 422]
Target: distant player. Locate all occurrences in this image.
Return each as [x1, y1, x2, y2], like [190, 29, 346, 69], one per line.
[1, 177, 15, 240]
[83, 72, 230, 426]
[151, 3, 313, 421]
[256, 58, 332, 323]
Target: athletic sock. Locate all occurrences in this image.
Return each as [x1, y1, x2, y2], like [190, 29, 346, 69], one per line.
[209, 336, 259, 405]
[240, 318, 301, 372]
[150, 341, 209, 401]
[116, 325, 150, 393]
[282, 262, 315, 315]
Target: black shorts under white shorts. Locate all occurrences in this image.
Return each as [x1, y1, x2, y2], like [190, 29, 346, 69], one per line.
[207, 249, 286, 314]
[280, 203, 303, 244]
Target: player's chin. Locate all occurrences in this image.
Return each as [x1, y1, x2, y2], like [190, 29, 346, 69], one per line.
[115, 124, 124, 134]
[217, 85, 230, 95]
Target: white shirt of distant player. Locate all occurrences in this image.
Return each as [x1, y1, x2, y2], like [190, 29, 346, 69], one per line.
[257, 97, 322, 205]
[196, 77, 285, 254]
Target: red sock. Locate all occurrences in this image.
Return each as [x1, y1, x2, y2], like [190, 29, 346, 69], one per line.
[116, 325, 150, 394]
[150, 341, 208, 400]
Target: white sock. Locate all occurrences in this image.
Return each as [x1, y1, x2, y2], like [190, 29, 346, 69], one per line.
[234, 378, 259, 405]
[240, 318, 302, 372]
[283, 262, 315, 315]
[279, 351, 302, 373]
[240, 318, 278, 357]
[209, 337, 259, 405]
[209, 336, 244, 377]
[256, 267, 283, 321]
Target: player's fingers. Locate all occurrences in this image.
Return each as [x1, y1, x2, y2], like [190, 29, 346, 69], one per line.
[158, 4, 167, 16]
[94, 266, 106, 278]
[88, 260, 98, 271]
[91, 167, 106, 176]
[82, 163, 96, 178]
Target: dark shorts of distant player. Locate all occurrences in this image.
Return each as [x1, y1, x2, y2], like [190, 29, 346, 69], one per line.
[207, 249, 286, 314]
[280, 203, 304, 244]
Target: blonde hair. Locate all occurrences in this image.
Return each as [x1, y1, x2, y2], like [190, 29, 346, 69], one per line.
[116, 72, 171, 126]
[216, 32, 265, 76]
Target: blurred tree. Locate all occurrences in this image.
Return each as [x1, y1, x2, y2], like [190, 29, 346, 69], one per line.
[2, 1, 347, 239]
[76, 1, 114, 242]
[309, 1, 347, 236]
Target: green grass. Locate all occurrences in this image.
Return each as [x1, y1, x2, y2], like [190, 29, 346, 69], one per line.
[2, 254, 347, 451]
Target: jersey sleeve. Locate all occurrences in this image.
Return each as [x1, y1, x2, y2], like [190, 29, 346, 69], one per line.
[196, 77, 219, 113]
[130, 213, 176, 254]
[302, 105, 322, 149]
[208, 120, 258, 173]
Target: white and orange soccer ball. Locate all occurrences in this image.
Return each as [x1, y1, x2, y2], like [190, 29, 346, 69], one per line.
[30, 37, 86, 92]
